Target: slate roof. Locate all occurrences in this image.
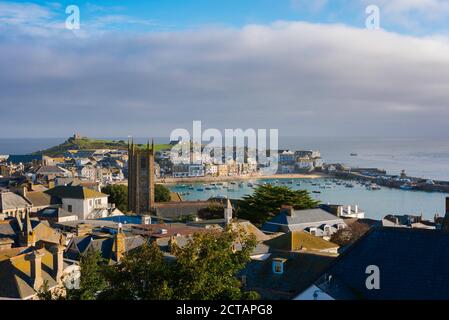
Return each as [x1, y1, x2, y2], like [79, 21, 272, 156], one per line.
[313, 227, 449, 300]
[240, 252, 336, 300]
[34, 165, 69, 175]
[37, 207, 76, 219]
[45, 186, 107, 200]
[261, 208, 345, 234]
[25, 191, 53, 207]
[0, 192, 31, 211]
[0, 248, 63, 299]
[155, 201, 216, 219]
[65, 233, 146, 262]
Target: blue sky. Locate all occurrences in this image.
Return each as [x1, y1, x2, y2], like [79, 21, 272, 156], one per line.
[1, 1, 449, 138]
[4, 0, 448, 35]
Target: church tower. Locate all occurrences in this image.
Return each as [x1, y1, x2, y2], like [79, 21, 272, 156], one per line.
[128, 139, 155, 214]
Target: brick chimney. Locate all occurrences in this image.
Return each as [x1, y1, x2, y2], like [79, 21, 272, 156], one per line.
[27, 250, 44, 291]
[49, 245, 64, 282]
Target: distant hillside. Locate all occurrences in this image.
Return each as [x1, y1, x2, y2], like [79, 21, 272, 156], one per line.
[32, 137, 170, 157]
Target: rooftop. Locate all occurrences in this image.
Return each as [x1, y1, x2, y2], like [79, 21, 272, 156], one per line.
[313, 227, 449, 300]
[45, 185, 107, 200]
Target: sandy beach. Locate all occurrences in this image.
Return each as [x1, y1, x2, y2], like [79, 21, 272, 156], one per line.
[158, 173, 327, 185]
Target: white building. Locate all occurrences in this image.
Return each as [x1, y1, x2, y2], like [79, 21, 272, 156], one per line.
[45, 186, 110, 220]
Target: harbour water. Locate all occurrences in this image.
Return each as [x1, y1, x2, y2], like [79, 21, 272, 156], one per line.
[169, 178, 449, 221]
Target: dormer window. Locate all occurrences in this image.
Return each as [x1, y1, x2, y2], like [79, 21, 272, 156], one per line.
[272, 258, 287, 275]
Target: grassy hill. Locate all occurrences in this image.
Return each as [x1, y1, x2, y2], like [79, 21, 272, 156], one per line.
[33, 137, 171, 157]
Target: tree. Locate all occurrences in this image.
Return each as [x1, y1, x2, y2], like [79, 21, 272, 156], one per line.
[155, 184, 171, 202]
[41, 228, 258, 301]
[66, 249, 108, 300]
[237, 184, 319, 226]
[330, 221, 370, 247]
[98, 243, 173, 300]
[170, 227, 258, 300]
[102, 184, 128, 212]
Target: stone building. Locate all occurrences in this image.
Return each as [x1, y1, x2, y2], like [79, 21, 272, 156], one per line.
[128, 140, 155, 214]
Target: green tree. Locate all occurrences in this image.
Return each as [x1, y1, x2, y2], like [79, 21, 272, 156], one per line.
[102, 184, 128, 212]
[170, 227, 258, 300]
[237, 184, 319, 226]
[155, 184, 171, 202]
[44, 229, 258, 300]
[98, 243, 173, 300]
[67, 249, 108, 300]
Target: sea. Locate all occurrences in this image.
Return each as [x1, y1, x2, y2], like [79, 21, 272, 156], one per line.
[1, 136, 449, 220]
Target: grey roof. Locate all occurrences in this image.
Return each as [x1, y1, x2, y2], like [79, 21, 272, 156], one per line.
[240, 252, 336, 300]
[261, 208, 345, 233]
[34, 165, 69, 175]
[313, 227, 449, 300]
[37, 207, 75, 219]
[65, 233, 146, 262]
[0, 192, 31, 211]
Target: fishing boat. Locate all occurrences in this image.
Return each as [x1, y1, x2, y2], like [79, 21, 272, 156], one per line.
[345, 183, 355, 188]
[366, 183, 381, 190]
[197, 188, 204, 192]
[350, 153, 358, 156]
[312, 191, 321, 194]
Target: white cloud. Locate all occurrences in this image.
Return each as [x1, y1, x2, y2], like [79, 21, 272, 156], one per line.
[1, 20, 449, 137]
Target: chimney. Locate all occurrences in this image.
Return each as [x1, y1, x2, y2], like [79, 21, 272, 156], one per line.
[354, 205, 358, 214]
[272, 258, 287, 275]
[141, 215, 151, 225]
[49, 245, 64, 282]
[114, 223, 126, 262]
[347, 205, 351, 215]
[27, 250, 44, 291]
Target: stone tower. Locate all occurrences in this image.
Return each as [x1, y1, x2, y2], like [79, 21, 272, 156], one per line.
[128, 139, 155, 214]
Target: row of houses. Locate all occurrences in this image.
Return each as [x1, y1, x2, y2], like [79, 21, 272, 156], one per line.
[278, 150, 323, 173]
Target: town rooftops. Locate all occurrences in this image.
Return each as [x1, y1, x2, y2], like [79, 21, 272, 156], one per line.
[311, 227, 449, 300]
[45, 185, 107, 200]
[6, 155, 45, 164]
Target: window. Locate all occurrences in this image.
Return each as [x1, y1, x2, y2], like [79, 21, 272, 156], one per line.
[274, 263, 282, 273]
[68, 205, 72, 213]
[89, 200, 93, 206]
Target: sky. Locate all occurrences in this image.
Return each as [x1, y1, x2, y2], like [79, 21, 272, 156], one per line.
[0, 0, 449, 138]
